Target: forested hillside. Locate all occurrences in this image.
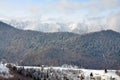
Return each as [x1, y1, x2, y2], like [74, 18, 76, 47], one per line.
[0, 21, 120, 69]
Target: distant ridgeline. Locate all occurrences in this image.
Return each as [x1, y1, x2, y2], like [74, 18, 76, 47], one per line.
[0, 21, 120, 69]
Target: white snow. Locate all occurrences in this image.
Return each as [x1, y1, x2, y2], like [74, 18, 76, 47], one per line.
[81, 69, 120, 80]
[0, 63, 13, 78]
[17, 65, 120, 80]
[3, 19, 89, 34]
[0, 64, 9, 73]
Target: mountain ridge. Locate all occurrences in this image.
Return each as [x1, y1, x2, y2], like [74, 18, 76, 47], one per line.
[0, 21, 120, 69]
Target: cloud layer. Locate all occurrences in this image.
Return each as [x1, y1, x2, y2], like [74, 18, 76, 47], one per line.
[0, 0, 120, 32]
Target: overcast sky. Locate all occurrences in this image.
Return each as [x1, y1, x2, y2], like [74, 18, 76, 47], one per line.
[0, 0, 120, 31]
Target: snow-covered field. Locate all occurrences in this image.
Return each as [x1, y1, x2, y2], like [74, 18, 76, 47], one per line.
[16, 65, 120, 80]
[0, 63, 120, 80]
[81, 69, 120, 80]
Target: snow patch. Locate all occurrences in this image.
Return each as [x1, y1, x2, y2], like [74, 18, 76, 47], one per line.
[0, 63, 13, 78]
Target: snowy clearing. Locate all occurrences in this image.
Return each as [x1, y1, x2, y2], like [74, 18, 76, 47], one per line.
[16, 65, 120, 80]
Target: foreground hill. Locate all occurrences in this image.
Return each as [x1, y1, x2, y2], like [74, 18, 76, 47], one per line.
[0, 21, 120, 69]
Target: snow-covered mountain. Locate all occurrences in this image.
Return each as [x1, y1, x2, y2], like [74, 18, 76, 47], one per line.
[2, 19, 92, 34]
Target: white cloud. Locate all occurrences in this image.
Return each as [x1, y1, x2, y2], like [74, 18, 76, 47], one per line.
[1, 0, 120, 33]
[27, 0, 120, 18]
[107, 11, 120, 32]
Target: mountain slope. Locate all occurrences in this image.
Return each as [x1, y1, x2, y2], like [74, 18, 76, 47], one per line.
[0, 21, 120, 69]
[22, 30, 120, 69]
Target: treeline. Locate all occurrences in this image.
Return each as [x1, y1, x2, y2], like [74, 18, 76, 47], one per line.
[6, 64, 119, 80]
[7, 64, 85, 80]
